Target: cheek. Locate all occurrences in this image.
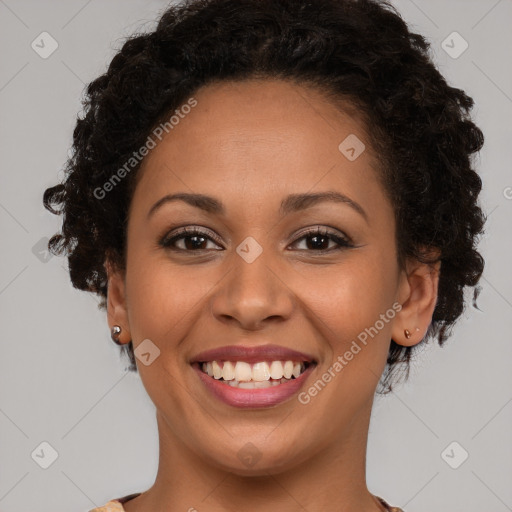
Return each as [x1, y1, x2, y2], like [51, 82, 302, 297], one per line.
[303, 252, 398, 355]
[125, 249, 220, 344]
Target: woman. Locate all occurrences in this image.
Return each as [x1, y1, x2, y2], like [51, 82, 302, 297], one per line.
[43, 0, 485, 510]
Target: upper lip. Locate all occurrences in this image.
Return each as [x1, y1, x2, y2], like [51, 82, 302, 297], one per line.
[190, 344, 317, 364]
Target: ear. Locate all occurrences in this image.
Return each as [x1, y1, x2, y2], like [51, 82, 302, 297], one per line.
[392, 253, 441, 347]
[105, 259, 131, 345]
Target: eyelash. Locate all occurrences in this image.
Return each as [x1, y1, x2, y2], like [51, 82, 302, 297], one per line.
[159, 226, 354, 253]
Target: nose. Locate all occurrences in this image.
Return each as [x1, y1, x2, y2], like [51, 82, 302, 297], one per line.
[210, 242, 295, 331]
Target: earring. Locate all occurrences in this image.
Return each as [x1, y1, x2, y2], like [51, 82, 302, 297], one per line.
[404, 329, 411, 340]
[111, 325, 123, 345]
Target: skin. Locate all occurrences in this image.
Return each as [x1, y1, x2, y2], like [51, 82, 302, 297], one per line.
[106, 78, 440, 512]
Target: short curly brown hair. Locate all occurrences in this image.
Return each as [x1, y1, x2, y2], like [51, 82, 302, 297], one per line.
[43, 0, 485, 394]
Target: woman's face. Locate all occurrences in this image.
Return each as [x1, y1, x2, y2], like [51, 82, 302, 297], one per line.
[108, 79, 436, 474]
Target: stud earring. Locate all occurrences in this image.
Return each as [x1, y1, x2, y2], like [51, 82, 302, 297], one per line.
[404, 329, 411, 340]
[111, 325, 123, 345]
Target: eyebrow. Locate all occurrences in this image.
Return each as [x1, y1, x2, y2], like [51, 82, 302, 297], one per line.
[147, 191, 368, 222]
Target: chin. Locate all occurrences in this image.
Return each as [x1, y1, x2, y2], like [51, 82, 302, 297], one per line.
[197, 438, 312, 477]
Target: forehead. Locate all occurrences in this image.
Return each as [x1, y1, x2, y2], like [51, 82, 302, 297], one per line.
[132, 78, 389, 218]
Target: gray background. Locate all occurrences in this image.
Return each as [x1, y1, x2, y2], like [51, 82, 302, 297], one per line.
[0, 1, 511, 511]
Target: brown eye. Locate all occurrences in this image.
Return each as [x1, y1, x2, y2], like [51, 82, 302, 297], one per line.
[289, 227, 353, 252]
[160, 227, 223, 251]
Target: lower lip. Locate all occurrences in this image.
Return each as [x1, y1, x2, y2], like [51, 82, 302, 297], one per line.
[192, 363, 316, 408]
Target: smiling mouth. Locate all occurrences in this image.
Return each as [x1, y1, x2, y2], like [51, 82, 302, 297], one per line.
[197, 360, 313, 389]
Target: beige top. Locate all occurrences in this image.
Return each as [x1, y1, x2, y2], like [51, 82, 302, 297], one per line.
[88, 492, 405, 511]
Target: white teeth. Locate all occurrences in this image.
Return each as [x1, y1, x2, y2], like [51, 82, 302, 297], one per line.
[283, 360, 294, 379]
[252, 362, 271, 381]
[238, 381, 256, 389]
[225, 377, 297, 389]
[269, 360, 284, 379]
[234, 361, 253, 382]
[199, 359, 309, 385]
[212, 361, 223, 380]
[222, 361, 235, 381]
[254, 380, 271, 388]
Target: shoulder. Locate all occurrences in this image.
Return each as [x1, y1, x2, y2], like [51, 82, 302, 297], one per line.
[88, 500, 125, 512]
[88, 492, 142, 512]
[375, 495, 405, 512]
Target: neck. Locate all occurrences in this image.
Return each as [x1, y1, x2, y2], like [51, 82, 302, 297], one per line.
[125, 399, 385, 512]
